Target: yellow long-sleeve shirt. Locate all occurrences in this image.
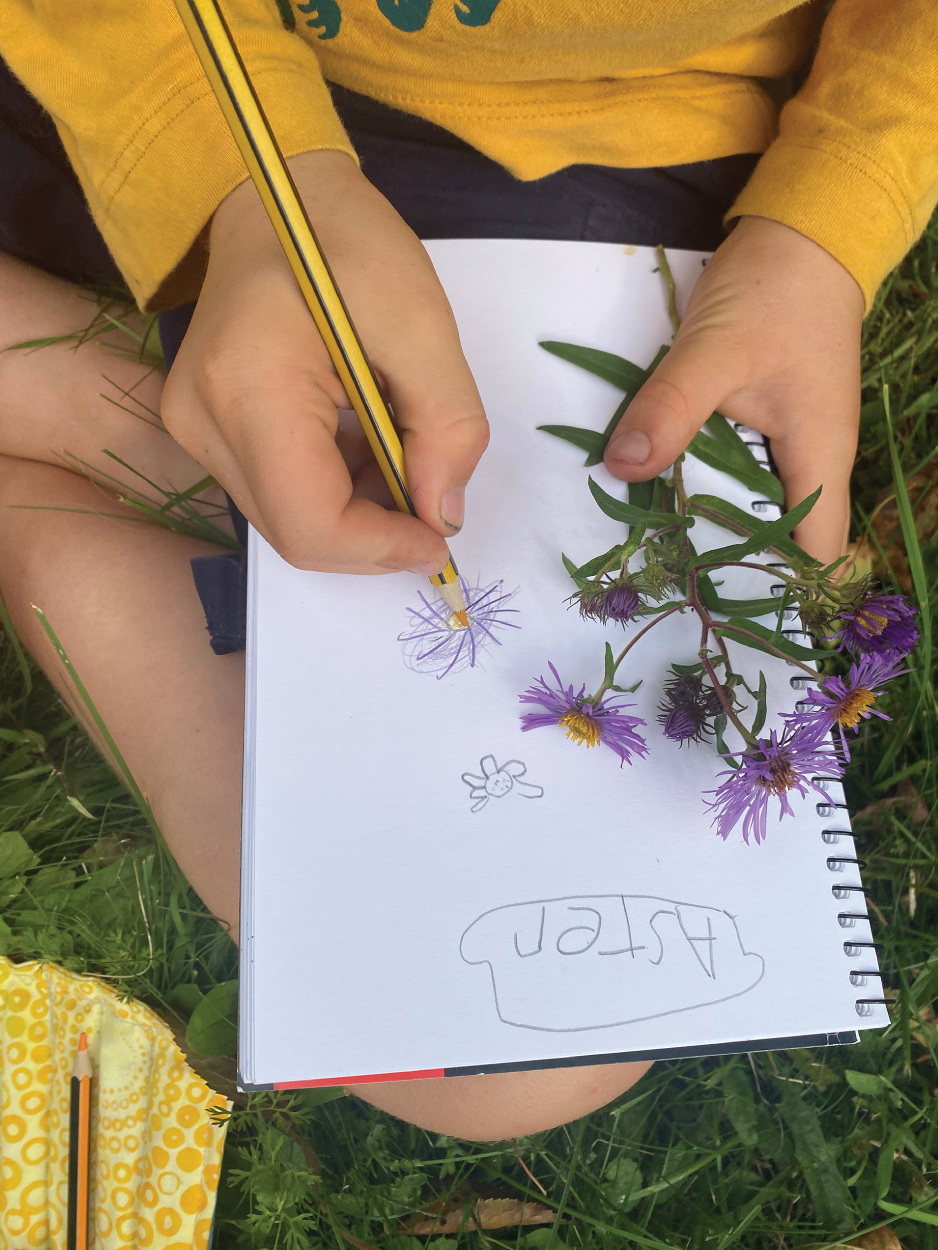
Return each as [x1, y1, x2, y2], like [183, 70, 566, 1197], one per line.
[3, 0, 936, 311]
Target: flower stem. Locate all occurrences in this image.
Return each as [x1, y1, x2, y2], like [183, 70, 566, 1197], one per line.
[686, 570, 758, 746]
[693, 559, 844, 602]
[656, 245, 681, 338]
[589, 603, 684, 702]
[671, 454, 689, 517]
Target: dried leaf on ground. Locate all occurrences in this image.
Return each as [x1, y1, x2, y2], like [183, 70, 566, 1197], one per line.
[407, 1196, 556, 1235]
[847, 1227, 903, 1250]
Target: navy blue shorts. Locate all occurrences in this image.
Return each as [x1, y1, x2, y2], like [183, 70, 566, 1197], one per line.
[0, 66, 758, 653]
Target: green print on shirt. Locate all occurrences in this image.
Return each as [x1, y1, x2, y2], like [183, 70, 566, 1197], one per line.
[376, 0, 432, 32]
[377, 0, 503, 31]
[453, 0, 502, 25]
[290, 0, 503, 37]
[297, 0, 342, 38]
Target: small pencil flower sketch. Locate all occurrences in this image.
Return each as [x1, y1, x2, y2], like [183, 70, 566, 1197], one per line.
[461, 755, 544, 813]
[399, 578, 520, 679]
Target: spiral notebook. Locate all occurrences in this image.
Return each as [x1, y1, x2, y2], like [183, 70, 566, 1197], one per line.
[238, 240, 887, 1091]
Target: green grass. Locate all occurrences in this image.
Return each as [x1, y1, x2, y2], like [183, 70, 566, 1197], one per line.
[2, 219, 937, 1250]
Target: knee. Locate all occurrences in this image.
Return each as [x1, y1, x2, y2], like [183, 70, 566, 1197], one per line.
[352, 1060, 652, 1140]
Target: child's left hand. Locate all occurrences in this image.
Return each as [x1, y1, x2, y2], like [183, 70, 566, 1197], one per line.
[602, 216, 865, 566]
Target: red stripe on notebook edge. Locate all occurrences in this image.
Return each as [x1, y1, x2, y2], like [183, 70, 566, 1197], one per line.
[274, 1068, 445, 1090]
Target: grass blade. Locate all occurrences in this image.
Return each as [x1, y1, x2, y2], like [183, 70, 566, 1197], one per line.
[31, 605, 183, 882]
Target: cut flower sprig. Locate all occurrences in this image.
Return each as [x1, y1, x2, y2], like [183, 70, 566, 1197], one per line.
[529, 318, 921, 840]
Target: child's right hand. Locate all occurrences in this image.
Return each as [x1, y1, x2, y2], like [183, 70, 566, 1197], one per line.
[161, 151, 489, 576]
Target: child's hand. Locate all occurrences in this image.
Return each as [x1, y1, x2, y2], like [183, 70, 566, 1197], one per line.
[161, 152, 489, 575]
[603, 216, 865, 565]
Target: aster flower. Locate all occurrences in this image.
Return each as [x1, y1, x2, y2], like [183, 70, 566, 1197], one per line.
[399, 579, 519, 679]
[576, 577, 642, 625]
[519, 663, 648, 766]
[783, 654, 907, 760]
[708, 727, 843, 845]
[657, 672, 724, 745]
[832, 592, 919, 658]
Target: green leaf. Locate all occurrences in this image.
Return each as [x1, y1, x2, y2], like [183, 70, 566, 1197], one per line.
[186, 980, 238, 1057]
[720, 1067, 759, 1147]
[911, 956, 938, 1010]
[879, 1199, 938, 1226]
[750, 671, 768, 737]
[670, 661, 704, 676]
[711, 597, 787, 619]
[777, 1081, 850, 1231]
[525, 1229, 572, 1250]
[629, 479, 656, 512]
[561, 553, 586, 588]
[604, 642, 616, 688]
[845, 1070, 888, 1096]
[66, 795, 95, 820]
[714, 617, 824, 663]
[603, 1156, 643, 1211]
[171, 983, 205, 1016]
[713, 715, 738, 766]
[690, 487, 822, 570]
[588, 477, 692, 530]
[877, 1129, 904, 1200]
[686, 494, 817, 566]
[537, 425, 608, 457]
[298, 1085, 347, 1108]
[0, 728, 31, 745]
[695, 571, 721, 612]
[687, 419, 785, 503]
[584, 395, 630, 466]
[0, 830, 39, 879]
[583, 348, 670, 467]
[539, 341, 648, 393]
[883, 387, 932, 685]
[569, 543, 628, 580]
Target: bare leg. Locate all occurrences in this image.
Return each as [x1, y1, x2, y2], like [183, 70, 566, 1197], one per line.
[0, 255, 651, 1138]
[0, 456, 245, 934]
[0, 251, 211, 495]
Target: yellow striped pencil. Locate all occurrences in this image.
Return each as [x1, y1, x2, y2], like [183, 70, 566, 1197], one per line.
[173, 0, 468, 625]
[67, 1031, 91, 1250]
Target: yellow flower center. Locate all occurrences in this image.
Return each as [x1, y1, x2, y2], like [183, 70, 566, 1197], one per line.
[855, 606, 888, 637]
[558, 709, 602, 748]
[758, 756, 797, 797]
[836, 688, 875, 729]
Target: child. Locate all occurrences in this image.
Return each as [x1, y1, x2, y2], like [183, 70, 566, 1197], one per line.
[0, 0, 934, 1138]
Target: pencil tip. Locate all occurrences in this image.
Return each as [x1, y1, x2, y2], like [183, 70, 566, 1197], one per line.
[78, 1032, 88, 1051]
[455, 610, 469, 629]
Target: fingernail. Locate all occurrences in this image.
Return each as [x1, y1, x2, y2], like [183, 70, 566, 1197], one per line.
[607, 429, 652, 465]
[440, 487, 465, 533]
[408, 561, 444, 576]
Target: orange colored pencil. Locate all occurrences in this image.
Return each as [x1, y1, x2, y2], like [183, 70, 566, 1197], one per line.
[67, 1032, 92, 1250]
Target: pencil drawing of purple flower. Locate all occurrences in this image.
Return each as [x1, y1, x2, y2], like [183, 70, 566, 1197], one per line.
[399, 578, 520, 679]
[519, 663, 647, 766]
[782, 654, 907, 761]
[832, 592, 918, 658]
[707, 727, 842, 845]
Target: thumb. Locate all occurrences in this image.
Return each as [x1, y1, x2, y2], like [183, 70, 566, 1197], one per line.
[603, 337, 732, 483]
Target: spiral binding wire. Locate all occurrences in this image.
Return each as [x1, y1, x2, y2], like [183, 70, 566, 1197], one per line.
[733, 423, 890, 1022]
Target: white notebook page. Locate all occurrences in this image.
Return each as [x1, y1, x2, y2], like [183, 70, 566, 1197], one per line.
[240, 241, 885, 1089]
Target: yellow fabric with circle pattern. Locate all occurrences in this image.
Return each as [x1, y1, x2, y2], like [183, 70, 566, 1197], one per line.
[0, 958, 230, 1249]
